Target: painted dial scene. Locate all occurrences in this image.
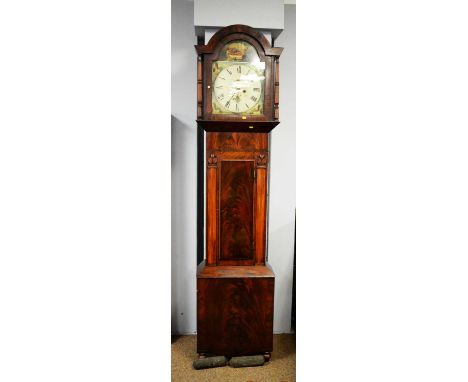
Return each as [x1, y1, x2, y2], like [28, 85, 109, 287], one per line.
[213, 63, 263, 114]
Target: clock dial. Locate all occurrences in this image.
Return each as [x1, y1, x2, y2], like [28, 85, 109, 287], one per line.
[214, 62, 262, 113]
[213, 63, 263, 114]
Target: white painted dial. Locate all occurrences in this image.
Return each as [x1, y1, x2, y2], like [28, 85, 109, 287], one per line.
[213, 63, 263, 114]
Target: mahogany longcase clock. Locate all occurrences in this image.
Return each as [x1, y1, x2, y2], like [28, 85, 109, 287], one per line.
[195, 24, 283, 360]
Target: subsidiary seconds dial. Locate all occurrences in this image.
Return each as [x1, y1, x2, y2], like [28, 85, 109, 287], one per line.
[213, 63, 263, 114]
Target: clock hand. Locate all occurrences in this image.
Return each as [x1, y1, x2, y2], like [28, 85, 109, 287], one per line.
[223, 92, 237, 109]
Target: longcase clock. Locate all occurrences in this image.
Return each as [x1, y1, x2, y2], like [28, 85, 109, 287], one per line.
[195, 24, 283, 360]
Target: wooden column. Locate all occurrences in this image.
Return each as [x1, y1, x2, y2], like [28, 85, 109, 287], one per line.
[206, 152, 218, 265]
[255, 152, 268, 265]
[274, 58, 280, 120]
[197, 55, 203, 119]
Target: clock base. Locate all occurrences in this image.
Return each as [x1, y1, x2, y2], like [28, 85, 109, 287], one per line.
[196, 261, 275, 357]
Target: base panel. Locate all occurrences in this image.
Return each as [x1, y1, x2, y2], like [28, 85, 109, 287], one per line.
[197, 262, 274, 357]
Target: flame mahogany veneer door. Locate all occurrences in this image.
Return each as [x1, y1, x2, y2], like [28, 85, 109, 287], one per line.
[205, 147, 269, 266]
[218, 160, 255, 265]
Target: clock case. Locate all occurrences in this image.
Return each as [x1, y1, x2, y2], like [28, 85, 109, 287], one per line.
[195, 25, 283, 359]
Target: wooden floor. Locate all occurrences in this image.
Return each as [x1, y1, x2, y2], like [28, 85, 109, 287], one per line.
[171, 334, 296, 382]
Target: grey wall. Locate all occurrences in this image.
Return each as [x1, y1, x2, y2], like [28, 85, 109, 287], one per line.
[171, 0, 296, 334]
[171, 0, 197, 335]
[194, 0, 284, 38]
[268, 4, 296, 333]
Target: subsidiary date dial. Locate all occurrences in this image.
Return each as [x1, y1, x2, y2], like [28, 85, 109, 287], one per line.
[213, 63, 263, 114]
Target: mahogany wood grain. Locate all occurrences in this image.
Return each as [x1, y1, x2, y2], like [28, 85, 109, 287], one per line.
[206, 144, 270, 266]
[213, 151, 262, 161]
[219, 160, 255, 263]
[207, 132, 268, 152]
[197, 260, 274, 278]
[197, 268, 274, 356]
[255, 167, 267, 265]
[206, 165, 217, 266]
